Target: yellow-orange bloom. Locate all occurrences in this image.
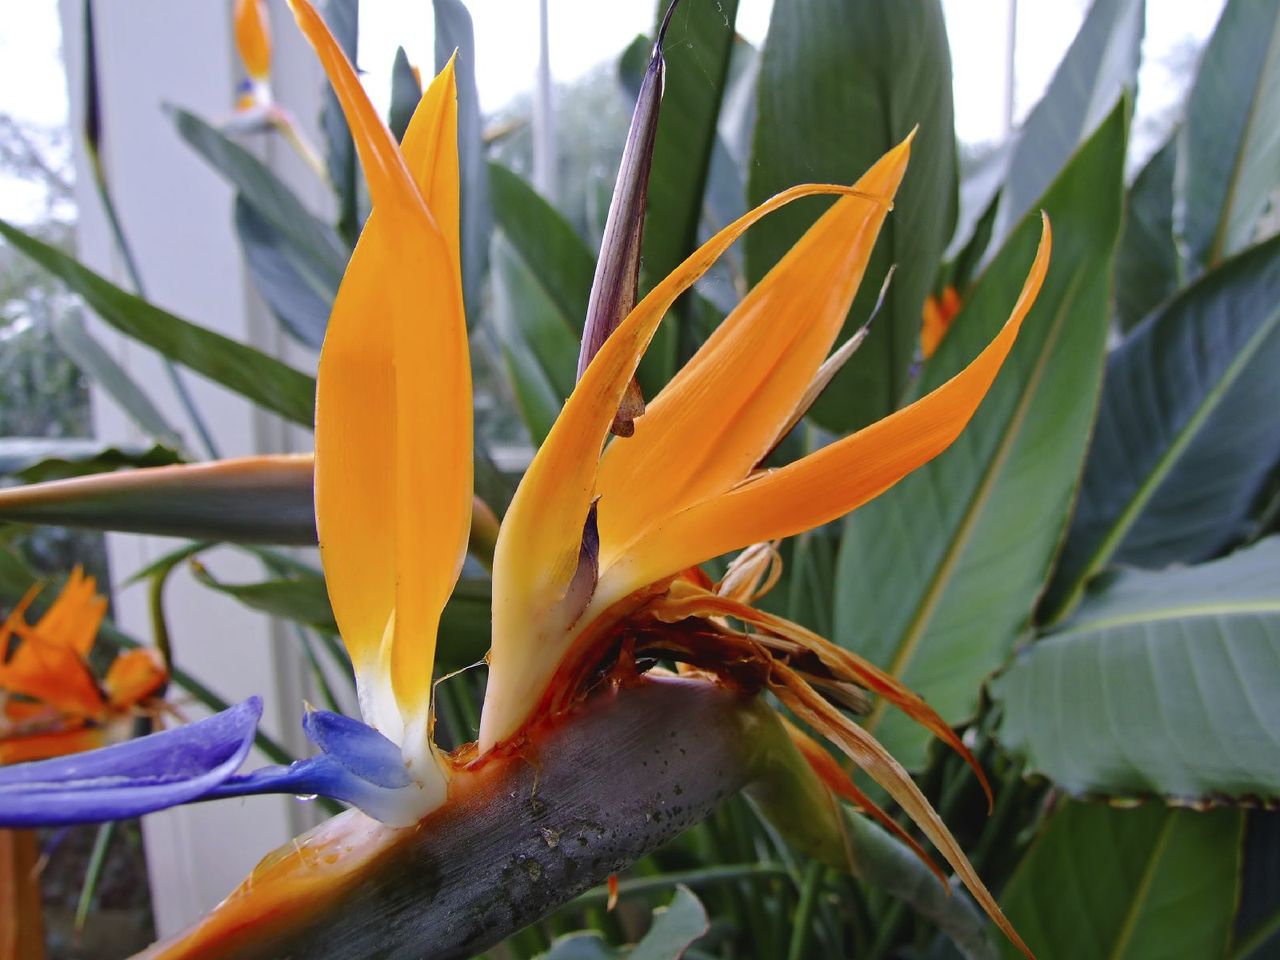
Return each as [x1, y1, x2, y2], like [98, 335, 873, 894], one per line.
[921, 284, 963, 359]
[0, 568, 167, 765]
[234, 0, 272, 83]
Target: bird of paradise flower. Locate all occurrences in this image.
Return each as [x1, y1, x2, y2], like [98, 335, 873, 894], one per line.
[0, 1, 1051, 957]
[0, 567, 166, 765]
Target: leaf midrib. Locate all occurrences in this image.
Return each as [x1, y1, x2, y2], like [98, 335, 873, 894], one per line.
[867, 265, 1086, 731]
[1207, 8, 1280, 267]
[1050, 598, 1280, 641]
[1063, 295, 1280, 614]
[1106, 813, 1174, 960]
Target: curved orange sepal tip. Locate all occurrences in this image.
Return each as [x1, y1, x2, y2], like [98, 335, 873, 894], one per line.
[234, 0, 272, 81]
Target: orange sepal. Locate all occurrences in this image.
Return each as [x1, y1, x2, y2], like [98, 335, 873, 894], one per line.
[104, 648, 168, 709]
[605, 217, 1052, 598]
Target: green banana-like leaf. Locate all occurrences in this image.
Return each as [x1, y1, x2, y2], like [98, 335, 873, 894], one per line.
[191, 560, 490, 675]
[1233, 812, 1280, 960]
[172, 104, 344, 348]
[170, 106, 348, 289]
[833, 101, 1128, 769]
[635, 0, 739, 390]
[388, 46, 419, 143]
[320, 0, 361, 246]
[233, 196, 330, 349]
[998, 801, 1243, 960]
[0, 218, 317, 427]
[993, 538, 1280, 802]
[747, 0, 956, 433]
[490, 232, 580, 445]
[629, 886, 709, 960]
[0, 438, 180, 483]
[50, 311, 181, 445]
[190, 561, 338, 632]
[489, 162, 594, 334]
[1176, 0, 1280, 274]
[434, 0, 491, 319]
[1114, 133, 1179, 333]
[545, 886, 710, 960]
[989, 0, 1143, 247]
[0, 456, 316, 544]
[1046, 231, 1280, 618]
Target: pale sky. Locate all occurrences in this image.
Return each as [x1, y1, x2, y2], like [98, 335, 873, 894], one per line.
[0, 0, 1231, 223]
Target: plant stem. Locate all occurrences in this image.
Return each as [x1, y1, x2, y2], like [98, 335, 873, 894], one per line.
[147, 568, 174, 675]
[573, 862, 792, 907]
[865, 899, 908, 960]
[74, 821, 115, 934]
[786, 861, 824, 960]
[294, 624, 342, 713]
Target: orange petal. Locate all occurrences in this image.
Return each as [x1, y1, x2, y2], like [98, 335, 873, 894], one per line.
[297, 0, 470, 751]
[773, 667, 1032, 960]
[481, 181, 888, 752]
[104, 648, 168, 709]
[0, 635, 104, 721]
[234, 0, 272, 81]
[596, 137, 911, 567]
[0, 724, 105, 765]
[604, 217, 1051, 600]
[34, 567, 106, 656]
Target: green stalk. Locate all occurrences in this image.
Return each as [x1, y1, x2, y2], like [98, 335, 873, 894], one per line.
[293, 624, 342, 714]
[73, 821, 115, 934]
[573, 862, 791, 906]
[785, 861, 825, 960]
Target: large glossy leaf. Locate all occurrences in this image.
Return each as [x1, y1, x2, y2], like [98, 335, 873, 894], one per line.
[993, 539, 1280, 802]
[488, 162, 593, 333]
[990, 0, 1143, 248]
[170, 107, 348, 291]
[630, 885, 709, 960]
[998, 801, 1243, 960]
[50, 311, 180, 444]
[435, 0, 491, 319]
[1176, 0, 1280, 274]
[1046, 231, 1280, 617]
[490, 232, 580, 444]
[1115, 134, 1179, 333]
[233, 196, 330, 349]
[635, 0, 739, 389]
[321, 0, 361, 246]
[0, 219, 317, 426]
[190, 562, 339, 632]
[388, 46, 419, 143]
[0, 438, 179, 483]
[1233, 811, 1280, 960]
[747, 0, 956, 433]
[192, 559, 488, 674]
[833, 102, 1128, 769]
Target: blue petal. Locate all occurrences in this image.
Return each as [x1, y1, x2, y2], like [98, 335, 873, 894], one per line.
[301, 709, 411, 789]
[0, 698, 262, 827]
[205, 753, 412, 823]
